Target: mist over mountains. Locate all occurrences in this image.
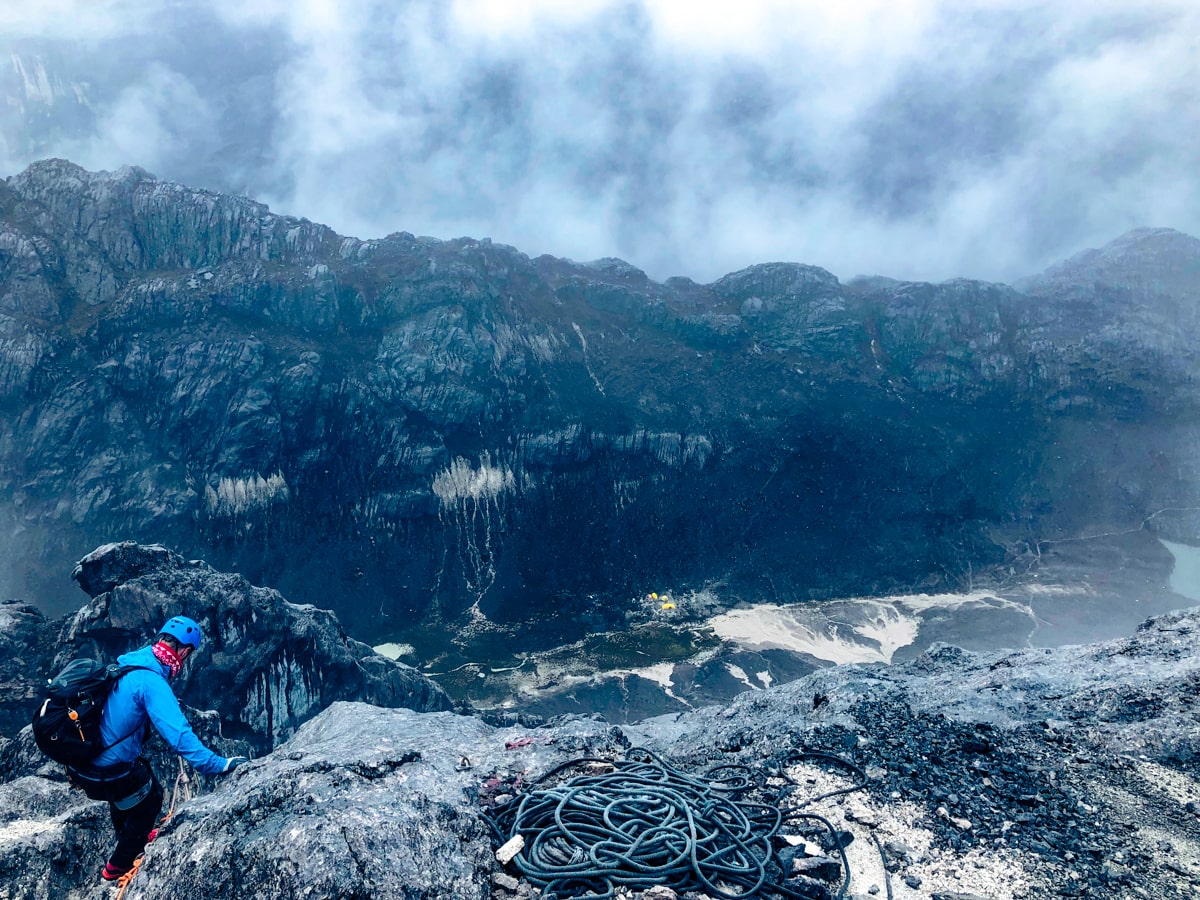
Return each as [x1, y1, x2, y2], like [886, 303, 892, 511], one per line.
[2, 0, 1198, 285]
[1, 160, 1197, 661]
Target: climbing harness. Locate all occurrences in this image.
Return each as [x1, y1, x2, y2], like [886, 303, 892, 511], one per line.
[113, 758, 195, 899]
[485, 747, 887, 900]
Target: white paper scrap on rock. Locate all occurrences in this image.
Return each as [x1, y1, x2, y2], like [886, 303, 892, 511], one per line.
[496, 834, 525, 864]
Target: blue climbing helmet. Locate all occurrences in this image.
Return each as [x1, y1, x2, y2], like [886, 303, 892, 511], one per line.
[159, 615, 203, 651]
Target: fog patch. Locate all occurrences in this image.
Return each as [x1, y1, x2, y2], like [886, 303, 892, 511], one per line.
[2, 1, 1198, 288]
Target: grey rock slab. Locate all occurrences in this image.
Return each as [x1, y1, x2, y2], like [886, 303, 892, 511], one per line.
[0, 776, 112, 900]
[123, 703, 618, 900]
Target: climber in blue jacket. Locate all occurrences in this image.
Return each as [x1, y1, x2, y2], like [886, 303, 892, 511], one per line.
[71, 616, 248, 883]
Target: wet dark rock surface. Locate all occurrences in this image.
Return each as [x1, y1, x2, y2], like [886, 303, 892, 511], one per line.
[1, 160, 1198, 657]
[0, 602, 57, 738]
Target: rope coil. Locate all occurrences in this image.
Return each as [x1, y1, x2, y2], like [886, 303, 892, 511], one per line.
[486, 748, 872, 900]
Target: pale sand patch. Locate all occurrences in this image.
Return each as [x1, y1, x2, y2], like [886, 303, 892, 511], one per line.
[623, 661, 676, 692]
[708, 603, 916, 665]
[1075, 764, 1200, 886]
[725, 663, 757, 691]
[1022, 583, 1091, 596]
[708, 593, 1037, 666]
[1131, 759, 1200, 808]
[503, 656, 700, 708]
[1130, 764, 1200, 879]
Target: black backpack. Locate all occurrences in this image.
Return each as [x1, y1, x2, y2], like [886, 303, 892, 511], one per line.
[31, 659, 154, 768]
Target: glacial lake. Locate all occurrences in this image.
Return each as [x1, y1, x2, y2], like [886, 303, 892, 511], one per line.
[1161, 539, 1200, 601]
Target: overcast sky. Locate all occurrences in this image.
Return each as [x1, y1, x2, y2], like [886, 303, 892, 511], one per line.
[1, 0, 1197, 283]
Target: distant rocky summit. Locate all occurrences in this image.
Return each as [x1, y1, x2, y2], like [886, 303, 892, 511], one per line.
[0, 545, 1196, 899]
[1, 160, 1198, 654]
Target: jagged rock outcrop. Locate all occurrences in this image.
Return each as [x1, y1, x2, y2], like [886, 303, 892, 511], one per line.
[0, 774, 113, 900]
[634, 607, 1200, 897]
[1, 605, 1197, 899]
[1, 160, 1197, 656]
[0, 602, 57, 738]
[0, 542, 453, 759]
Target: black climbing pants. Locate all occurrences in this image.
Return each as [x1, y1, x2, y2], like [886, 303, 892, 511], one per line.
[75, 758, 163, 870]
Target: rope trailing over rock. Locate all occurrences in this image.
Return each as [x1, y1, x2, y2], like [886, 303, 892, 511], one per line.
[486, 748, 870, 900]
[113, 856, 143, 899]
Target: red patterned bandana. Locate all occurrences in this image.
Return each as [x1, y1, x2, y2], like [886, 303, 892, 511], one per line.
[152, 640, 183, 678]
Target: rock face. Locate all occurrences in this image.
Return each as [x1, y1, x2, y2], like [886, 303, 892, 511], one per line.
[0, 602, 57, 738]
[0, 542, 453, 759]
[0, 603, 1196, 899]
[1, 159, 1198, 652]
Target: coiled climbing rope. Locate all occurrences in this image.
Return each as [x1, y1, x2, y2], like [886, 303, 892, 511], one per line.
[486, 747, 876, 900]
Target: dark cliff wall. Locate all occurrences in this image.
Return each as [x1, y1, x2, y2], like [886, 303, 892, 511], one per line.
[1, 160, 1197, 641]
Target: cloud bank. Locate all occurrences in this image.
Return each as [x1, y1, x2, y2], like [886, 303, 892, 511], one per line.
[1, 0, 1197, 284]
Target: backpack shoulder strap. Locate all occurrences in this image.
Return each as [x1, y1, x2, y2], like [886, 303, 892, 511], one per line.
[98, 666, 164, 753]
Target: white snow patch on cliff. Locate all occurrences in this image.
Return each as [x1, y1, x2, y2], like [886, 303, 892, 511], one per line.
[205, 472, 290, 517]
[374, 642, 415, 660]
[432, 457, 516, 505]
